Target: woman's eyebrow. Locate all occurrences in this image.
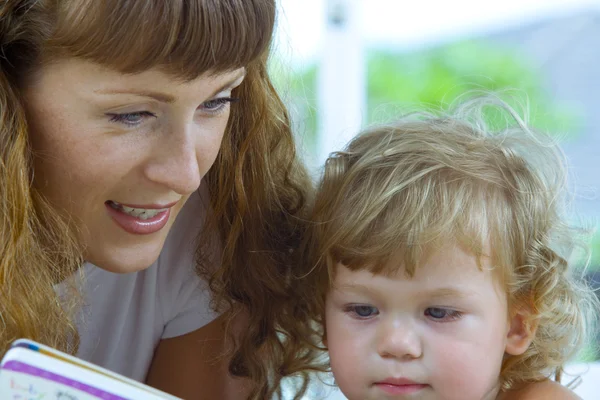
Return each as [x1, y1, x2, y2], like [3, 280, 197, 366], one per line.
[93, 88, 176, 103]
[92, 70, 246, 104]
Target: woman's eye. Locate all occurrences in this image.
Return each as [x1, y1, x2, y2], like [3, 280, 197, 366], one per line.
[345, 304, 379, 319]
[425, 307, 462, 322]
[108, 111, 156, 127]
[201, 97, 239, 113]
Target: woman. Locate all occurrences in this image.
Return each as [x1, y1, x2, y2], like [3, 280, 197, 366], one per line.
[0, 0, 311, 398]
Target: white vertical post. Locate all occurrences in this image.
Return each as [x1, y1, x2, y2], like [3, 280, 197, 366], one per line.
[317, 0, 366, 166]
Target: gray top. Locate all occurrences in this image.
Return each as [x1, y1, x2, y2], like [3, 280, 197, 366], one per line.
[56, 188, 218, 382]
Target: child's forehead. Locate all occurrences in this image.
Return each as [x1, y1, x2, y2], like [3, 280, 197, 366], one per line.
[331, 248, 506, 302]
[332, 241, 498, 288]
[341, 240, 491, 272]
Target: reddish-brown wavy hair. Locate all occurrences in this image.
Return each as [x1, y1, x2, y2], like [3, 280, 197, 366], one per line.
[0, 1, 312, 398]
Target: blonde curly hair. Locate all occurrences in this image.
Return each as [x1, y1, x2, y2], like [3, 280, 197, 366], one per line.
[295, 95, 598, 390]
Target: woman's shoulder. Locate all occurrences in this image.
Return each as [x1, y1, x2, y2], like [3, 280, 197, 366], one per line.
[500, 380, 581, 400]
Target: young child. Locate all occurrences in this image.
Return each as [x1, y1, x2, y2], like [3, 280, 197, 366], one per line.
[297, 97, 598, 399]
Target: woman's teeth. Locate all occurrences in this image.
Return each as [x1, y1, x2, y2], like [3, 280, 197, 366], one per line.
[110, 202, 168, 220]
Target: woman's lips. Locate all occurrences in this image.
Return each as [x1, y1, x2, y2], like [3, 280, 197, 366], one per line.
[105, 201, 175, 235]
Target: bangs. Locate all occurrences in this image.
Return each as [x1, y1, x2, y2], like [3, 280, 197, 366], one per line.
[323, 163, 515, 278]
[47, 0, 275, 79]
[317, 100, 564, 290]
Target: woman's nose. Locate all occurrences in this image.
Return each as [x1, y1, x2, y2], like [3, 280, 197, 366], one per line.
[143, 123, 202, 195]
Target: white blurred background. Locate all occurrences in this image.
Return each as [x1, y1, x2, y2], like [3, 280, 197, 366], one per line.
[272, 1, 600, 398]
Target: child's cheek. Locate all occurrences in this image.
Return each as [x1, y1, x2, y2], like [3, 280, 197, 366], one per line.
[326, 310, 371, 378]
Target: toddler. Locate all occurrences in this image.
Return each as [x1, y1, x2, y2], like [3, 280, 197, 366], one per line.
[298, 97, 597, 399]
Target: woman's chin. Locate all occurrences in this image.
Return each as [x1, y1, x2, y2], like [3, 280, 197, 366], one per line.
[84, 248, 162, 274]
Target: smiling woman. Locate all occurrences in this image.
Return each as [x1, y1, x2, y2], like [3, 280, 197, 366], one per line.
[0, 1, 311, 399]
[24, 61, 246, 273]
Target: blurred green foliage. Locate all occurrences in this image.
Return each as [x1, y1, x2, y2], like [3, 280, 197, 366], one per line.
[271, 39, 583, 152]
[588, 234, 600, 271]
[366, 41, 581, 131]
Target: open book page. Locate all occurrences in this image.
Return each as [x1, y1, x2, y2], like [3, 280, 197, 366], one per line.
[0, 340, 182, 400]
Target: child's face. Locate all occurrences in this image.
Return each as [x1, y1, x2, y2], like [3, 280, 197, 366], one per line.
[325, 243, 523, 400]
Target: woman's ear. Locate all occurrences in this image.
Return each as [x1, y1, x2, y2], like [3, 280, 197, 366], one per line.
[505, 309, 538, 356]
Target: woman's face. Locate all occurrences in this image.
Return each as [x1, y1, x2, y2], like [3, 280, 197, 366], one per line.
[24, 58, 245, 273]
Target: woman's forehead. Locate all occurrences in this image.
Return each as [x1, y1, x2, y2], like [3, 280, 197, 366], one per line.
[30, 58, 246, 92]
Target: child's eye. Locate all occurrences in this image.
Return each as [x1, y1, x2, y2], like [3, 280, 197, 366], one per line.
[425, 307, 462, 322]
[345, 304, 379, 319]
[108, 111, 156, 127]
[200, 97, 239, 114]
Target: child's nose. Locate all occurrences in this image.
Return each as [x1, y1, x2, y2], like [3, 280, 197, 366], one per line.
[376, 319, 423, 360]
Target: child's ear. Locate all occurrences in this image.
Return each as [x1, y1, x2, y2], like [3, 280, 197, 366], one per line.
[505, 309, 537, 356]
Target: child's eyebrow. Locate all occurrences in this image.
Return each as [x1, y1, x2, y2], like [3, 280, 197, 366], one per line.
[332, 283, 379, 296]
[332, 284, 479, 300]
[425, 287, 478, 299]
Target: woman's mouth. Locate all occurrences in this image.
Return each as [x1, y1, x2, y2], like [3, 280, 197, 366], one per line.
[107, 201, 169, 220]
[105, 200, 174, 235]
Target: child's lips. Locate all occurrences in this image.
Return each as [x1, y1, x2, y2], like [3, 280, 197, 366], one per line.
[374, 378, 428, 395]
[377, 377, 421, 385]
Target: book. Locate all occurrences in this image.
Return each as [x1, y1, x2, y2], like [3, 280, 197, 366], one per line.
[0, 339, 182, 400]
